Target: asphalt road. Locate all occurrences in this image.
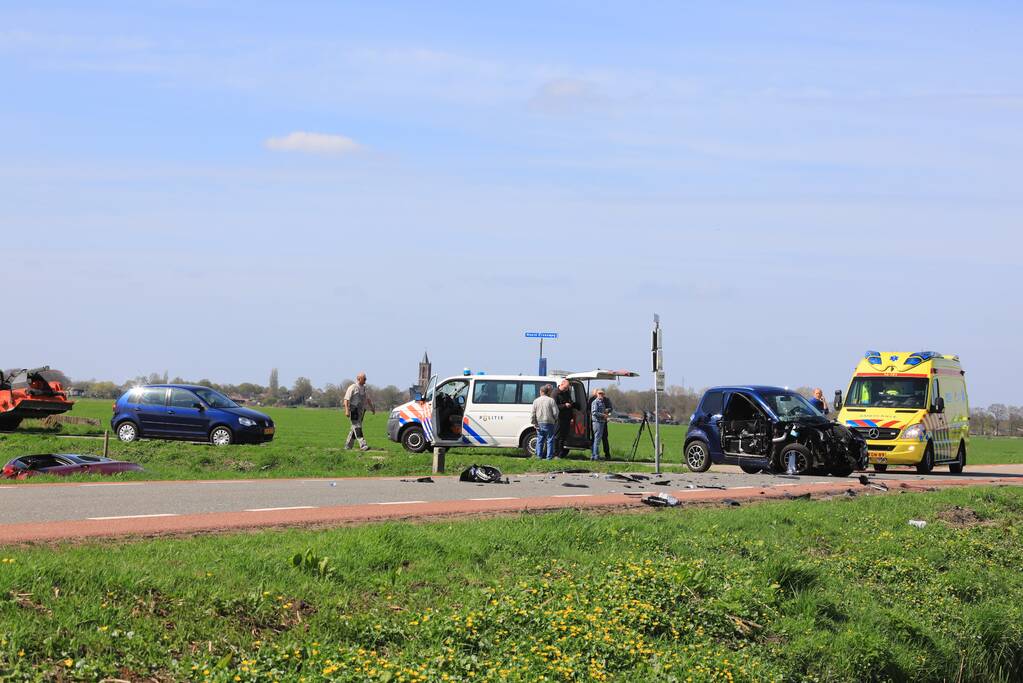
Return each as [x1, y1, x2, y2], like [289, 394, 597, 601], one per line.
[4, 464, 1022, 527]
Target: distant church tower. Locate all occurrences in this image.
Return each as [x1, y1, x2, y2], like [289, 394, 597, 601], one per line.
[410, 350, 433, 398]
[418, 351, 432, 390]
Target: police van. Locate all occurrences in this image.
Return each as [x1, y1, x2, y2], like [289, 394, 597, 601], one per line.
[835, 351, 969, 474]
[387, 370, 637, 456]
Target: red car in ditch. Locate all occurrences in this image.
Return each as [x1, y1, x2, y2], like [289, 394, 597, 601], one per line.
[2, 454, 143, 479]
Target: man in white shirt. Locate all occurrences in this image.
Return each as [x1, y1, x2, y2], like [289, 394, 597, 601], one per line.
[343, 372, 376, 451]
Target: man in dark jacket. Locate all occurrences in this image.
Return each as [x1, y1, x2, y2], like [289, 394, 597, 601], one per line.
[588, 388, 613, 459]
[555, 378, 577, 457]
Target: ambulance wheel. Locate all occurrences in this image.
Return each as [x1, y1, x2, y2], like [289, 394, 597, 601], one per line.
[778, 444, 812, 476]
[873, 464, 888, 473]
[0, 417, 23, 432]
[520, 429, 537, 457]
[949, 441, 966, 474]
[915, 443, 935, 474]
[401, 425, 428, 453]
[739, 464, 763, 475]
[684, 440, 712, 472]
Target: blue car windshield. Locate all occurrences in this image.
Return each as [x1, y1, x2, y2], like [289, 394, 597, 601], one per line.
[760, 391, 823, 419]
[194, 388, 238, 409]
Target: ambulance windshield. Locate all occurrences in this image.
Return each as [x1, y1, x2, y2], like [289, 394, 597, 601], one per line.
[847, 377, 928, 409]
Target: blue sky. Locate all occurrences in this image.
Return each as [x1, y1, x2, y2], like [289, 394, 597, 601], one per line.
[2, 1, 1020, 404]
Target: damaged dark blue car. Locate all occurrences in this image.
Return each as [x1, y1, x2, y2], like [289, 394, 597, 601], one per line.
[683, 386, 867, 476]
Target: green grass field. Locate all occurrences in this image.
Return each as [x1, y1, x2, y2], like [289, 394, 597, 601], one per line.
[1, 398, 1020, 482]
[2, 486, 1023, 681]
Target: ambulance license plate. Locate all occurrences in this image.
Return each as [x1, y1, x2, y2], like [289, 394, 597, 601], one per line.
[869, 453, 887, 463]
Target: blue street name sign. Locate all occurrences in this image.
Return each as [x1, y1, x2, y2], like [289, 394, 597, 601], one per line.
[525, 331, 558, 339]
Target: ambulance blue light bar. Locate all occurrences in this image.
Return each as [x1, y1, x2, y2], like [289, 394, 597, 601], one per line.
[864, 350, 882, 365]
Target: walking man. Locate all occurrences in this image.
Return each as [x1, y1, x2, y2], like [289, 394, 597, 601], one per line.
[590, 389, 610, 461]
[530, 384, 559, 460]
[555, 378, 577, 457]
[343, 372, 376, 451]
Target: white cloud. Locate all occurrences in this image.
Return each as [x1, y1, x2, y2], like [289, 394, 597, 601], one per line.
[264, 131, 361, 155]
[527, 78, 605, 114]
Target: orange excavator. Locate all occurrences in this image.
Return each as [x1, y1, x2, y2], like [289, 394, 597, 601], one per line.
[0, 367, 74, 431]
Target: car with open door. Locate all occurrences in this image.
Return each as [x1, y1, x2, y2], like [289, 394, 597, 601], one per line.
[2, 453, 143, 479]
[387, 369, 638, 456]
[683, 386, 867, 476]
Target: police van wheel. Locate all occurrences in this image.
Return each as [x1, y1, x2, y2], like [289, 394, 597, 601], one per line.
[684, 441, 712, 472]
[915, 443, 935, 474]
[949, 441, 966, 474]
[520, 429, 538, 457]
[873, 463, 888, 473]
[739, 464, 763, 475]
[401, 426, 428, 453]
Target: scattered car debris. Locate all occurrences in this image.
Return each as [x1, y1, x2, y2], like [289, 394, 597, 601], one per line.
[459, 464, 506, 484]
[844, 489, 858, 497]
[685, 483, 728, 490]
[550, 469, 592, 475]
[858, 475, 889, 491]
[722, 498, 741, 507]
[2, 454, 142, 479]
[908, 519, 927, 529]
[604, 473, 646, 483]
[651, 479, 673, 486]
[561, 482, 589, 488]
[783, 492, 812, 500]
[400, 476, 434, 483]
[624, 492, 644, 497]
[641, 493, 680, 507]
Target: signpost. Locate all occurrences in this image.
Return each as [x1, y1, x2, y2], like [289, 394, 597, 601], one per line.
[525, 331, 558, 375]
[652, 315, 663, 474]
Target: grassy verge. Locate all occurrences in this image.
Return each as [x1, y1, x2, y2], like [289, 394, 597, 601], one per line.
[1, 399, 1020, 482]
[0, 400, 688, 481]
[3, 487, 1023, 681]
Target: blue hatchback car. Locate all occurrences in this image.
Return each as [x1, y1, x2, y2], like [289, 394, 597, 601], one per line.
[683, 386, 866, 476]
[111, 385, 275, 446]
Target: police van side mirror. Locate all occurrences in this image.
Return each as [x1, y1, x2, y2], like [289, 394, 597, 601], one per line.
[833, 390, 843, 411]
[933, 396, 945, 414]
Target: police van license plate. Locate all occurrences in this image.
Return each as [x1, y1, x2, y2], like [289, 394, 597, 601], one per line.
[869, 452, 887, 463]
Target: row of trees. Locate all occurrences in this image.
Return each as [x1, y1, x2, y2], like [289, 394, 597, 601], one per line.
[70, 370, 411, 411]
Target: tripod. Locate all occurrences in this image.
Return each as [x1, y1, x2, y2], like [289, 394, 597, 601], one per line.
[628, 412, 657, 461]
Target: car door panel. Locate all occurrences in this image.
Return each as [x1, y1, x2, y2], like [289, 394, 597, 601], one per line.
[164, 388, 210, 439]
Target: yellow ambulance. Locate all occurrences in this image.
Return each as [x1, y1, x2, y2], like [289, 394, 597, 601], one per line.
[835, 351, 968, 474]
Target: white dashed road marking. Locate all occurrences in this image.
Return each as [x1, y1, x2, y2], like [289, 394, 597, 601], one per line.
[468, 497, 519, 501]
[377, 500, 427, 505]
[244, 506, 316, 512]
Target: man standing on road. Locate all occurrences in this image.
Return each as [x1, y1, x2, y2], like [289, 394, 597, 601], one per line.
[343, 373, 376, 451]
[588, 388, 614, 459]
[555, 378, 577, 457]
[590, 389, 610, 461]
[530, 384, 559, 460]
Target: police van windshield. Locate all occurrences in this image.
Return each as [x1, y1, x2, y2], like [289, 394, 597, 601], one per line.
[760, 391, 823, 419]
[846, 377, 928, 409]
